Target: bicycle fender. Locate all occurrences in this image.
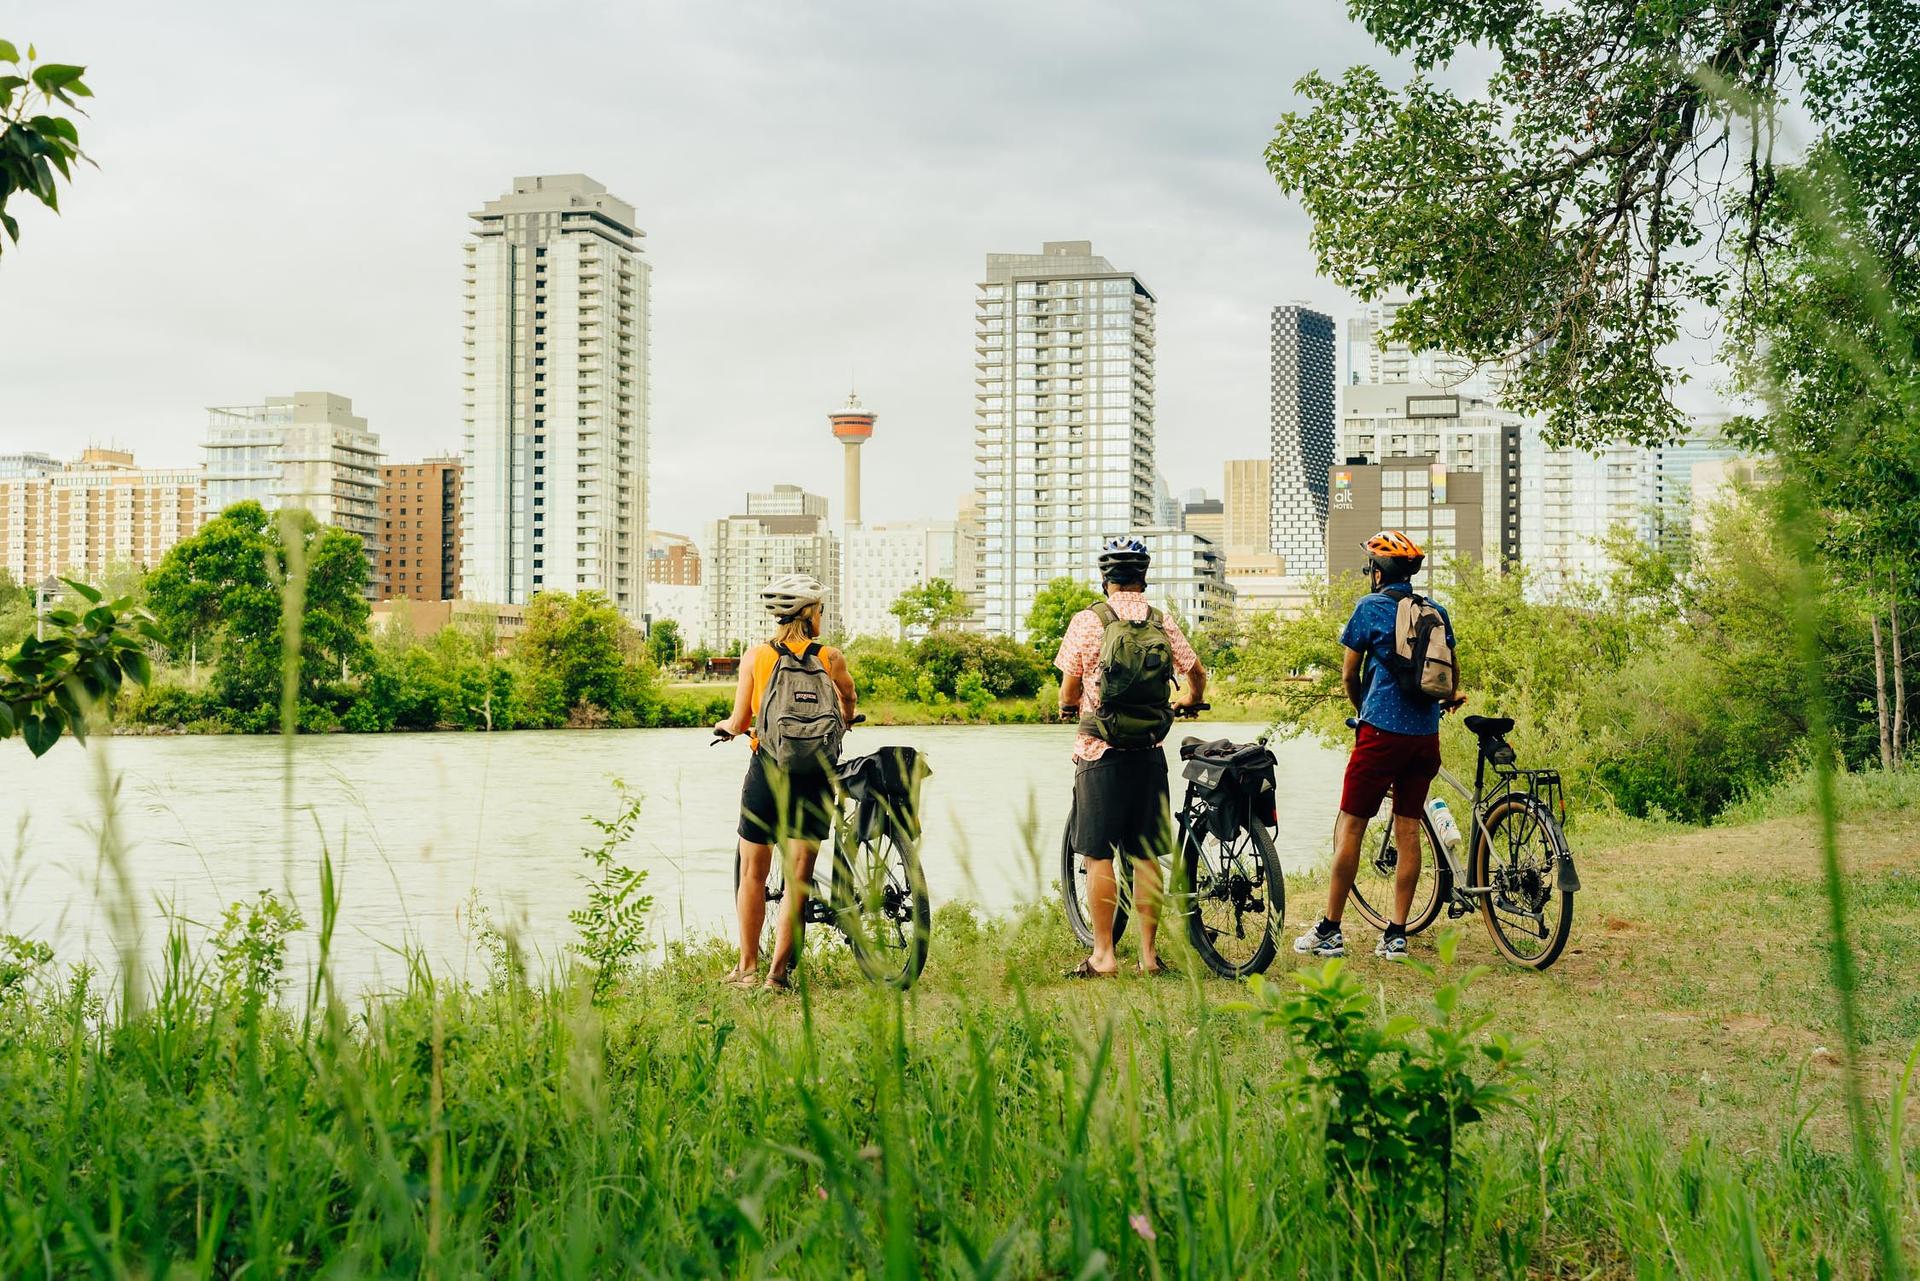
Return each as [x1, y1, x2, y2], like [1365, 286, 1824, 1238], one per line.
[1555, 851, 1582, 894]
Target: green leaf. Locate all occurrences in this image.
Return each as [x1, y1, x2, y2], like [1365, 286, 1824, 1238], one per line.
[45, 609, 77, 628]
[30, 64, 86, 94]
[62, 578, 102, 604]
[0, 702, 14, 736]
[22, 713, 58, 757]
[0, 40, 18, 62]
[119, 651, 152, 686]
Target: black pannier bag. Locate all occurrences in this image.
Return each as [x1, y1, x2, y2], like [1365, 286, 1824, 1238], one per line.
[837, 745, 930, 844]
[1180, 739, 1278, 839]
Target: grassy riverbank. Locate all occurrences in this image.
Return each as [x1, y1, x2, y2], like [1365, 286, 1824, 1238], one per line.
[1, 794, 1915, 1276]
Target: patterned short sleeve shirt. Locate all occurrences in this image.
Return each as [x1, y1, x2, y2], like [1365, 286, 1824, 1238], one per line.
[1339, 582, 1455, 737]
[1053, 593, 1199, 762]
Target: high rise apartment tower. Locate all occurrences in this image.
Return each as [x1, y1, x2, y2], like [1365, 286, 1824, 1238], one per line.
[974, 241, 1156, 638]
[1267, 304, 1337, 579]
[463, 175, 650, 618]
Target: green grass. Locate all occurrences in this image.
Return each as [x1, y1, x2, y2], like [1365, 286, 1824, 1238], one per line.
[1719, 762, 1920, 827]
[1, 802, 1917, 1278]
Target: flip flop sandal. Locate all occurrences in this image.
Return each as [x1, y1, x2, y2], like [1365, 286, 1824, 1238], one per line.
[721, 970, 759, 988]
[1064, 958, 1116, 979]
[1140, 960, 1178, 977]
[762, 972, 794, 992]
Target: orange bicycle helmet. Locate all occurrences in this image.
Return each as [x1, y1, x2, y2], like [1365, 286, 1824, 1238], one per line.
[1362, 529, 1424, 560]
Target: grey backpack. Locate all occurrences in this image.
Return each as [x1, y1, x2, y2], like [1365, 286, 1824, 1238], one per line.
[757, 642, 844, 776]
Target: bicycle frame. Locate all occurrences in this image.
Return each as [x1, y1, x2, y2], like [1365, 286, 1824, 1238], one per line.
[1426, 741, 1579, 899]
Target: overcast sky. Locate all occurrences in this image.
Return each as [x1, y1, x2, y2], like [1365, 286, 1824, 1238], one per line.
[2, 1, 1500, 535]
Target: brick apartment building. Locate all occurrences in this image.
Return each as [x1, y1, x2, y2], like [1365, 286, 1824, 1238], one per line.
[646, 530, 701, 585]
[0, 449, 203, 585]
[380, 457, 461, 600]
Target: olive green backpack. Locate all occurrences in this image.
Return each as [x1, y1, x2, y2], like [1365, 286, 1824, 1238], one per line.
[1080, 602, 1175, 750]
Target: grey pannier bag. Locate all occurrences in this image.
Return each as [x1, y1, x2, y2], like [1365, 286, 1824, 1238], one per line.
[756, 642, 844, 776]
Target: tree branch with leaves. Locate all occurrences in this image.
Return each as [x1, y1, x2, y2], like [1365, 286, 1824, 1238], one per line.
[1, 580, 158, 756]
[0, 38, 91, 253]
[1264, 0, 1911, 448]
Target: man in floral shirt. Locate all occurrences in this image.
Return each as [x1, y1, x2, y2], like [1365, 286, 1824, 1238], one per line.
[1054, 537, 1206, 977]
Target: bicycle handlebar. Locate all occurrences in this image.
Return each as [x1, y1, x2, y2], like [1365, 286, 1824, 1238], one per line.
[1171, 701, 1211, 721]
[711, 711, 865, 746]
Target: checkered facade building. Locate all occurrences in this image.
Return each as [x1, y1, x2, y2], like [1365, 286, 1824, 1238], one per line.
[1267, 305, 1337, 578]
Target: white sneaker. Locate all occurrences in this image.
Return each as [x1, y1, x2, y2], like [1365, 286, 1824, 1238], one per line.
[1293, 921, 1345, 957]
[1374, 933, 1410, 962]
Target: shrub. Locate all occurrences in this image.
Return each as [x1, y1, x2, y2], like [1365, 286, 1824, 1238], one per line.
[123, 682, 227, 730]
[1240, 933, 1530, 1250]
[569, 783, 653, 1003]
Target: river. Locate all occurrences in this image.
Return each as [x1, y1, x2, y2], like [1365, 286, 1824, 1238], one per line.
[0, 724, 1344, 995]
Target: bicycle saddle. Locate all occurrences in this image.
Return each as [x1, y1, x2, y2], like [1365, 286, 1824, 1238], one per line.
[1463, 715, 1514, 737]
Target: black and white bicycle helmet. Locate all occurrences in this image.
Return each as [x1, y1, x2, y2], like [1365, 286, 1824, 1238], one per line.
[760, 572, 826, 621]
[1097, 536, 1151, 581]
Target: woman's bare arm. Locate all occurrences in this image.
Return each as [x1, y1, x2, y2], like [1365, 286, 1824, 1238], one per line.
[716, 648, 759, 737]
[827, 648, 858, 724]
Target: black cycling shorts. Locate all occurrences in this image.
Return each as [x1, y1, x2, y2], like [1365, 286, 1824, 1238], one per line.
[738, 751, 835, 844]
[1071, 748, 1172, 862]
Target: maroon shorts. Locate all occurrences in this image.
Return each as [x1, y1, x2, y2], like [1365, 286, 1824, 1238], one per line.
[1340, 723, 1442, 819]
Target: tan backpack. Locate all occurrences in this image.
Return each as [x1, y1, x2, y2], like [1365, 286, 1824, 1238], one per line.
[1389, 594, 1458, 704]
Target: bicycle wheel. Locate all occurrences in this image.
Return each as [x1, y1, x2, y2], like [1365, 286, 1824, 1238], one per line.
[732, 847, 801, 975]
[1060, 817, 1130, 949]
[831, 823, 931, 989]
[1347, 802, 1450, 936]
[1181, 809, 1283, 978]
[1471, 795, 1574, 969]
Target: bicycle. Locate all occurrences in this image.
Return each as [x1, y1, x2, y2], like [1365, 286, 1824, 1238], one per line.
[718, 718, 933, 989]
[1344, 713, 1580, 969]
[1060, 704, 1287, 978]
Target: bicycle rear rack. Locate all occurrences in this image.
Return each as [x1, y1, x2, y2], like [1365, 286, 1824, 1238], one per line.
[1496, 766, 1566, 828]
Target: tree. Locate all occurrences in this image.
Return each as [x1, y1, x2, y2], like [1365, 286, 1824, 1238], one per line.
[512, 591, 656, 727]
[0, 568, 32, 652]
[149, 505, 270, 683]
[646, 618, 683, 667]
[888, 578, 971, 637]
[0, 41, 91, 255]
[147, 502, 371, 728]
[1024, 577, 1102, 655]
[1264, 0, 1918, 449]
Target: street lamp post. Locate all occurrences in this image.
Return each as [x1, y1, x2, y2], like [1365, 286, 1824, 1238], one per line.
[34, 576, 61, 642]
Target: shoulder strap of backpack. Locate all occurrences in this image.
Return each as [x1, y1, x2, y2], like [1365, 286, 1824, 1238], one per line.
[803, 641, 822, 661]
[1393, 595, 1417, 659]
[1093, 601, 1117, 628]
[1144, 606, 1162, 629]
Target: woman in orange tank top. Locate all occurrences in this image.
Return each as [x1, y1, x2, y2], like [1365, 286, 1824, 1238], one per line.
[712, 574, 856, 989]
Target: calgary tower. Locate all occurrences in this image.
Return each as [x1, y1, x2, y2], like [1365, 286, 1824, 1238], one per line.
[828, 390, 875, 529]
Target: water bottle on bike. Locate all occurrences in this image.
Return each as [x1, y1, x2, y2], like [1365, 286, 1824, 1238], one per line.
[1426, 796, 1462, 857]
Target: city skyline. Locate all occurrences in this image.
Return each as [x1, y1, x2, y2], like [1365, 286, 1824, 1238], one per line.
[0, 2, 1584, 543]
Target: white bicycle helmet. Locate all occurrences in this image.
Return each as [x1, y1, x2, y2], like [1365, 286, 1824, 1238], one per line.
[760, 572, 826, 620]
